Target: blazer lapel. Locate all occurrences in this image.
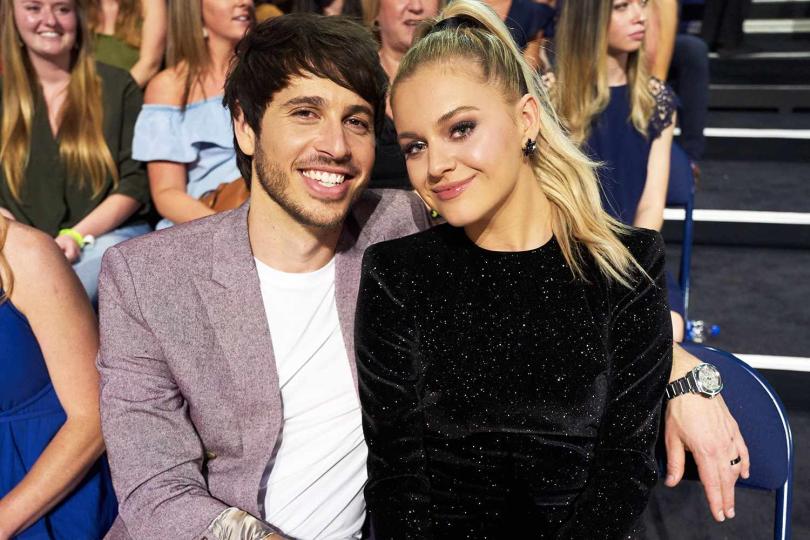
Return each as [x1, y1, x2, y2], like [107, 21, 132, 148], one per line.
[192, 204, 282, 514]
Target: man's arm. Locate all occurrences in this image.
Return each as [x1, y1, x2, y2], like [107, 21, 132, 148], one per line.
[663, 344, 751, 522]
[98, 247, 276, 539]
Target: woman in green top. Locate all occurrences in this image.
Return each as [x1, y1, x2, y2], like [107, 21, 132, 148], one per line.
[89, 0, 167, 87]
[0, 0, 151, 305]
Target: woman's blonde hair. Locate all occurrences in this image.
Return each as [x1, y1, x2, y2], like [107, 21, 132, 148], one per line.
[392, 0, 639, 286]
[89, 0, 143, 48]
[0, 214, 12, 304]
[0, 0, 119, 201]
[166, 0, 210, 107]
[553, 0, 655, 144]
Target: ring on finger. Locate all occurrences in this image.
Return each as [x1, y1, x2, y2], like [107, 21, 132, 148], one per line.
[730, 456, 742, 466]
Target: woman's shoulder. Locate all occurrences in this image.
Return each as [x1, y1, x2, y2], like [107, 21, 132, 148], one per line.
[619, 226, 665, 270]
[3, 223, 76, 303]
[143, 64, 188, 106]
[648, 77, 677, 137]
[365, 224, 453, 268]
[95, 61, 139, 93]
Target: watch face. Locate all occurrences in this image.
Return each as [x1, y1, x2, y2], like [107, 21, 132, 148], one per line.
[695, 364, 723, 394]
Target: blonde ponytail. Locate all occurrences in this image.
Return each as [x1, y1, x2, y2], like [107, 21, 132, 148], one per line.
[392, 0, 641, 286]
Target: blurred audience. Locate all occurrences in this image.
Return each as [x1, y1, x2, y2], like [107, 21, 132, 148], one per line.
[0, 215, 117, 539]
[89, 0, 167, 87]
[553, 0, 686, 340]
[646, 0, 708, 161]
[702, 0, 751, 55]
[364, 0, 441, 189]
[484, 0, 554, 69]
[133, 0, 254, 229]
[0, 0, 150, 305]
[292, 0, 362, 17]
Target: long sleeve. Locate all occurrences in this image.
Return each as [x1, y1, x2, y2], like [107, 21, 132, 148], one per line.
[355, 245, 433, 539]
[97, 247, 228, 539]
[558, 231, 673, 538]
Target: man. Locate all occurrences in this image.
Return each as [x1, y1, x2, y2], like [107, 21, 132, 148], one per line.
[98, 13, 748, 540]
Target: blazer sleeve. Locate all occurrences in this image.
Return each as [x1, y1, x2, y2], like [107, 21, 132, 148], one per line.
[97, 247, 228, 539]
[355, 244, 433, 539]
[558, 231, 673, 538]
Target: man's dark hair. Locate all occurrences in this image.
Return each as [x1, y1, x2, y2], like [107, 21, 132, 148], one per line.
[223, 14, 388, 182]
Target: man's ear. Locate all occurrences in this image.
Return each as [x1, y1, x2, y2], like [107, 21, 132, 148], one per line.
[233, 103, 256, 156]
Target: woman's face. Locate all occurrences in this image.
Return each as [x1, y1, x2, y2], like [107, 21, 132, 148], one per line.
[13, 0, 78, 61]
[376, 0, 439, 54]
[392, 62, 532, 228]
[201, 0, 254, 43]
[607, 0, 647, 54]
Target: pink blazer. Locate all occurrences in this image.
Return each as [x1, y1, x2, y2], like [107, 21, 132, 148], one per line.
[98, 190, 430, 539]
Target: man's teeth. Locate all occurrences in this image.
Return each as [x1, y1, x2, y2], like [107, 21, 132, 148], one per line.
[302, 169, 346, 187]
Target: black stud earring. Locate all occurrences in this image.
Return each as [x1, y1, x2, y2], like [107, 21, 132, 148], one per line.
[522, 138, 537, 157]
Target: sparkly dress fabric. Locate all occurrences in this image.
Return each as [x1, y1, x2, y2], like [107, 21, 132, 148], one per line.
[0, 295, 117, 539]
[356, 225, 673, 539]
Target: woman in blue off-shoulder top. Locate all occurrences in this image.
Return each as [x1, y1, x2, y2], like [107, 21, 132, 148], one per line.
[133, 0, 254, 229]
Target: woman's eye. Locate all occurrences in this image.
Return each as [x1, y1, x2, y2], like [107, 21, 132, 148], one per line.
[450, 121, 475, 139]
[402, 141, 427, 157]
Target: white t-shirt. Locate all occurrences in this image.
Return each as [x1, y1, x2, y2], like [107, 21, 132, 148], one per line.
[256, 257, 367, 540]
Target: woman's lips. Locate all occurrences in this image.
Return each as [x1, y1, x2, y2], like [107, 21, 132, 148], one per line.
[433, 177, 474, 201]
[629, 31, 646, 41]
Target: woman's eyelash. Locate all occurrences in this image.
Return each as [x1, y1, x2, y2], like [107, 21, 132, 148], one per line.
[451, 121, 475, 138]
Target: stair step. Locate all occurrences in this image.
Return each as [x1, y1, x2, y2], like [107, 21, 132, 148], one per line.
[749, 1, 810, 19]
[710, 54, 810, 85]
[709, 84, 810, 114]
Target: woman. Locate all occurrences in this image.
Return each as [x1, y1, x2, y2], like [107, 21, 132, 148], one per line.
[0, 0, 150, 305]
[89, 0, 167, 87]
[483, 0, 554, 69]
[553, 0, 687, 340]
[291, 0, 362, 17]
[134, 0, 254, 229]
[355, 0, 672, 537]
[363, 0, 441, 189]
[0, 215, 116, 538]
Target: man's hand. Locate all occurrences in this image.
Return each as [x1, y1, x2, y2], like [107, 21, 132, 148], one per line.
[664, 392, 750, 522]
[54, 234, 81, 263]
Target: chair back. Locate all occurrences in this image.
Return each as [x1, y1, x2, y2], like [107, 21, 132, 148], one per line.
[666, 144, 696, 318]
[682, 343, 794, 539]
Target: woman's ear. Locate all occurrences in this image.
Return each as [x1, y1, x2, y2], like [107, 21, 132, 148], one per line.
[516, 93, 541, 142]
[233, 104, 256, 157]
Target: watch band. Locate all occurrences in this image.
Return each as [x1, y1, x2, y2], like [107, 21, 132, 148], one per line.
[665, 371, 697, 399]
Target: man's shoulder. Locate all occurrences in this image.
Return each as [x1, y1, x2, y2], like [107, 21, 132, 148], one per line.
[352, 188, 430, 241]
[105, 210, 236, 276]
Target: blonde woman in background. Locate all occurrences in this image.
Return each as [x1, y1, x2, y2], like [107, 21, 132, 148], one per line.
[0, 214, 116, 538]
[133, 0, 254, 229]
[0, 0, 150, 305]
[355, 0, 672, 536]
[89, 0, 167, 87]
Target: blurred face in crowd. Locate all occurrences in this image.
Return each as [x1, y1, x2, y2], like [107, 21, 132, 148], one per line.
[393, 62, 537, 228]
[201, 0, 254, 43]
[607, 0, 647, 54]
[376, 0, 439, 54]
[13, 0, 78, 62]
[235, 75, 376, 229]
[322, 0, 344, 16]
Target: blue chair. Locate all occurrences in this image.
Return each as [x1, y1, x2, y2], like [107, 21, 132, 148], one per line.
[666, 143, 696, 321]
[681, 343, 795, 539]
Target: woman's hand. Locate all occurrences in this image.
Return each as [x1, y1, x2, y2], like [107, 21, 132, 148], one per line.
[0, 207, 16, 221]
[54, 234, 81, 263]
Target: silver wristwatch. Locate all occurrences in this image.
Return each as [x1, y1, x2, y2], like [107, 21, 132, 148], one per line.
[665, 363, 723, 400]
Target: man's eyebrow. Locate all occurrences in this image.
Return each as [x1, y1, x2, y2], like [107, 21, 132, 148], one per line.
[398, 106, 480, 142]
[282, 96, 326, 108]
[345, 104, 373, 118]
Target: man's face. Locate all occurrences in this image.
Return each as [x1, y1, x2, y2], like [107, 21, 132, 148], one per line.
[242, 74, 376, 230]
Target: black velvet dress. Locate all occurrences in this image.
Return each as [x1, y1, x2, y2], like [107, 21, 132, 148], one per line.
[355, 224, 673, 539]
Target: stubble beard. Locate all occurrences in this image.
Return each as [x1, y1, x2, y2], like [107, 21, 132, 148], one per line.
[254, 143, 353, 231]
